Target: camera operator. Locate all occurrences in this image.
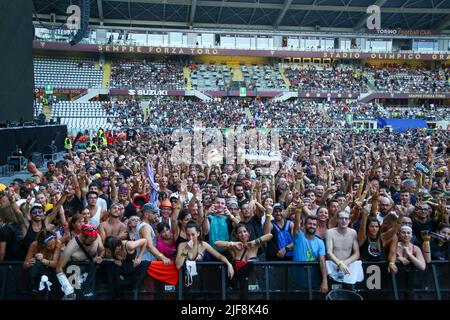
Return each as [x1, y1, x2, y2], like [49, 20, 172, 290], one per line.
[422, 223, 450, 262]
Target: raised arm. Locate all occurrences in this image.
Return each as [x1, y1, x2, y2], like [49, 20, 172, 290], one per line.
[357, 208, 369, 247]
[263, 206, 273, 236]
[293, 204, 303, 238]
[109, 172, 118, 203]
[71, 174, 82, 200]
[203, 241, 234, 279]
[45, 192, 68, 226]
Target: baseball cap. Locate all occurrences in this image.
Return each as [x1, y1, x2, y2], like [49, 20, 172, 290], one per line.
[30, 203, 44, 213]
[226, 198, 239, 208]
[430, 188, 444, 194]
[169, 193, 179, 200]
[142, 203, 160, 215]
[273, 203, 284, 211]
[26, 177, 39, 184]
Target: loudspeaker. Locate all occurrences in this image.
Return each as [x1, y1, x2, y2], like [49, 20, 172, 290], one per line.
[8, 156, 28, 172]
[69, 0, 90, 45]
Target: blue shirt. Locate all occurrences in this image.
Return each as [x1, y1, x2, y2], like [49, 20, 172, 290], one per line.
[293, 231, 326, 262]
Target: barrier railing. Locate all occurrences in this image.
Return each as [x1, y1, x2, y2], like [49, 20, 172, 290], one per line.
[0, 260, 448, 300]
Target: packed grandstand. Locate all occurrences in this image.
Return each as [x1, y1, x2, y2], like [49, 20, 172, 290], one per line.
[0, 0, 449, 302]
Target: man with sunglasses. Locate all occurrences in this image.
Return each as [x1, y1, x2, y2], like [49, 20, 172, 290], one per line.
[21, 204, 51, 259]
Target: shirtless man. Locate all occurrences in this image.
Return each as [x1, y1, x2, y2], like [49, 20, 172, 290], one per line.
[325, 211, 363, 284]
[82, 191, 107, 227]
[99, 203, 128, 243]
[396, 190, 415, 216]
[159, 176, 173, 198]
[56, 224, 104, 299]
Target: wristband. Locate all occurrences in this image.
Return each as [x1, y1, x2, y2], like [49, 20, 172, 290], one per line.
[388, 262, 396, 266]
[265, 214, 272, 218]
[423, 241, 430, 246]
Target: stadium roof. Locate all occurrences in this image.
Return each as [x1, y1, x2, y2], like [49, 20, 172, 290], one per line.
[33, 0, 450, 33]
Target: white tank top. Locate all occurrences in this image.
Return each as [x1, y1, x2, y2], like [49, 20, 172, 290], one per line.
[136, 222, 156, 262]
[88, 206, 101, 227]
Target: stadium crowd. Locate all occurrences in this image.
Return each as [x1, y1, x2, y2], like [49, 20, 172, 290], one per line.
[284, 65, 369, 93]
[367, 65, 450, 93]
[106, 60, 450, 96]
[110, 59, 186, 89]
[0, 123, 449, 300]
[101, 98, 450, 131]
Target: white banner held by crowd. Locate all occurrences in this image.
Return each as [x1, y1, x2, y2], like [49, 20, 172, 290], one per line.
[242, 149, 282, 162]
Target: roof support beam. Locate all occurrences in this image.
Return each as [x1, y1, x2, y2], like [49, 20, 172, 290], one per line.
[103, 0, 450, 14]
[273, 0, 293, 28]
[436, 15, 450, 30]
[189, 0, 197, 26]
[97, 0, 104, 24]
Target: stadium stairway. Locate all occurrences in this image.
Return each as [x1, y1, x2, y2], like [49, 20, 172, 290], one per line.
[42, 104, 52, 121]
[73, 88, 110, 102]
[279, 67, 291, 89]
[102, 60, 111, 88]
[318, 103, 335, 124]
[183, 67, 192, 89]
[231, 66, 244, 82]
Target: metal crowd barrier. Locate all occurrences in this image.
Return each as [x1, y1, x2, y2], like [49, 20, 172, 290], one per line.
[0, 260, 448, 300]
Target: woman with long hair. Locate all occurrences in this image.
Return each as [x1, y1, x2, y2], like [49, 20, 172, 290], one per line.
[316, 206, 329, 240]
[156, 222, 176, 261]
[215, 223, 272, 299]
[173, 209, 193, 248]
[68, 213, 83, 240]
[104, 235, 148, 299]
[175, 220, 234, 289]
[357, 212, 385, 261]
[23, 230, 61, 298]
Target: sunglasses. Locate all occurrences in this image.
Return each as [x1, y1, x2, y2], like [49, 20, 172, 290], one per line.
[31, 209, 45, 215]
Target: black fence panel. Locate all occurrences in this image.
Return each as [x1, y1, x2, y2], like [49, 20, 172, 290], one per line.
[1, 260, 449, 300]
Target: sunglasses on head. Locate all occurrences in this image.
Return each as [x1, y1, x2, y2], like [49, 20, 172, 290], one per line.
[83, 226, 98, 232]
